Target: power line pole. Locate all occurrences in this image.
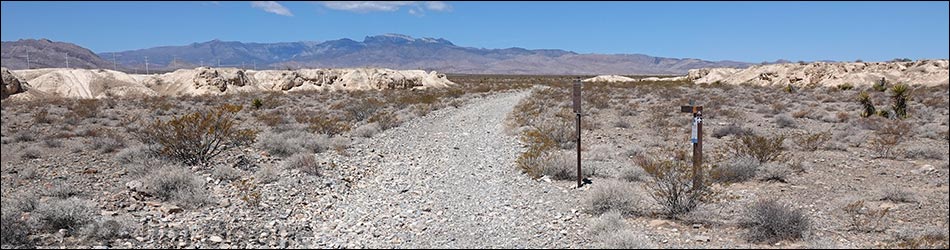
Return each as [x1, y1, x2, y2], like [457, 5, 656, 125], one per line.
[145, 56, 149, 75]
[112, 53, 117, 71]
[253, 61, 257, 71]
[217, 59, 220, 68]
[65, 53, 69, 68]
[26, 51, 31, 69]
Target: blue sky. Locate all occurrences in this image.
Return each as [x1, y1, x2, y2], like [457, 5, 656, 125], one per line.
[2, 1, 948, 62]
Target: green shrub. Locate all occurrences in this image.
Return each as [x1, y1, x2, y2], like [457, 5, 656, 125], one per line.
[837, 83, 854, 91]
[251, 98, 263, 110]
[138, 104, 256, 166]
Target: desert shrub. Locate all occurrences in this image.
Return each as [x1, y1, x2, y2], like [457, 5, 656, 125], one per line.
[774, 115, 796, 128]
[895, 228, 950, 249]
[42, 138, 63, 148]
[283, 153, 320, 176]
[341, 97, 384, 122]
[890, 84, 910, 119]
[352, 123, 381, 138]
[211, 165, 242, 181]
[255, 165, 281, 184]
[757, 163, 791, 183]
[234, 178, 262, 207]
[254, 129, 327, 157]
[742, 199, 810, 244]
[138, 104, 256, 166]
[842, 200, 890, 233]
[515, 129, 557, 178]
[142, 167, 211, 208]
[4, 192, 38, 213]
[14, 131, 36, 143]
[858, 91, 877, 118]
[712, 124, 752, 139]
[795, 131, 831, 152]
[68, 99, 101, 120]
[726, 134, 786, 163]
[46, 181, 83, 199]
[90, 130, 126, 154]
[881, 187, 915, 203]
[20, 146, 42, 160]
[619, 166, 646, 183]
[302, 115, 352, 136]
[837, 83, 854, 91]
[254, 110, 286, 127]
[82, 219, 128, 241]
[638, 155, 714, 218]
[589, 210, 624, 236]
[903, 145, 945, 160]
[586, 180, 642, 216]
[613, 119, 630, 129]
[1, 208, 31, 246]
[114, 144, 162, 165]
[598, 229, 656, 249]
[368, 110, 401, 131]
[869, 120, 911, 159]
[34, 197, 96, 232]
[33, 109, 53, 124]
[538, 150, 595, 180]
[711, 157, 760, 184]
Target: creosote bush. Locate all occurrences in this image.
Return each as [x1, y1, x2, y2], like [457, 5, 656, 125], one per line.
[726, 133, 786, 163]
[138, 104, 256, 166]
[637, 153, 714, 218]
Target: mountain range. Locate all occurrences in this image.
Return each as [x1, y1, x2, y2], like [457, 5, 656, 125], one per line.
[3, 34, 758, 75]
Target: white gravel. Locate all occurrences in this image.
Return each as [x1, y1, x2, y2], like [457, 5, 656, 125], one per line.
[313, 91, 594, 248]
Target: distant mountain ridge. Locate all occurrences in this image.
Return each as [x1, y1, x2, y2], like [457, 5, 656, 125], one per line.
[4, 34, 763, 75]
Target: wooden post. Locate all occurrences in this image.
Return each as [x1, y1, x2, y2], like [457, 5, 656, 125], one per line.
[573, 80, 583, 188]
[681, 103, 704, 191]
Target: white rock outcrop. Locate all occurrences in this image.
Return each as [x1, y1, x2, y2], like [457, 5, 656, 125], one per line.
[688, 60, 949, 87]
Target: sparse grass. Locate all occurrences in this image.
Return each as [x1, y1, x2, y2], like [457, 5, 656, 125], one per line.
[138, 104, 256, 166]
[589, 210, 624, 236]
[46, 181, 83, 199]
[726, 133, 786, 163]
[283, 153, 320, 176]
[142, 167, 211, 209]
[586, 180, 642, 216]
[539, 150, 595, 180]
[741, 198, 810, 244]
[619, 166, 646, 183]
[301, 113, 352, 136]
[254, 165, 281, 184]
[90, 130, 126, 154]
[598, 229, 656, 249]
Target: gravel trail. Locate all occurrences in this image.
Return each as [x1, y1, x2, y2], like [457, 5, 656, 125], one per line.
[315, 91, 591, 248]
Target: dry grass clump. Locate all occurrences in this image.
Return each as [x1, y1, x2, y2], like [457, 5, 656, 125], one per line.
[741, 198, 810, 244]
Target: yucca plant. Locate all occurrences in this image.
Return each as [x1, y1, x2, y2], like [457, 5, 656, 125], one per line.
[890, 84, 910, 119]
[858, 91, 876, 118]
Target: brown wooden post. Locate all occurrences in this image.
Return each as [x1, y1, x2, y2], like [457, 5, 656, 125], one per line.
[681, 103, 704, 191]
[692, 106, 703, 191]
[573, 80, 583, 188]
